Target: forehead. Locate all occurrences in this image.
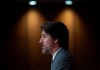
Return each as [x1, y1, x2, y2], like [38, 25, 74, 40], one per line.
[41, 31, 49, 35]
[41, 31, 55, 40]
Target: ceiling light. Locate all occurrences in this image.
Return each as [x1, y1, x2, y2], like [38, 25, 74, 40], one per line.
[65, 1, 73, 5]
[29, 1, 37, 5]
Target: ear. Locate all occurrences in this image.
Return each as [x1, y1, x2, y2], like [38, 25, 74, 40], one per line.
[54, 39, 58, 43]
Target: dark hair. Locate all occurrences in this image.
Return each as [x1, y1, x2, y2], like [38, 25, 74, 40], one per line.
[41, 21, 69, 50]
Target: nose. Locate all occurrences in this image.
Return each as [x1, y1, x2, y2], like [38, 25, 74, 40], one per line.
[39, 38, 43, 44]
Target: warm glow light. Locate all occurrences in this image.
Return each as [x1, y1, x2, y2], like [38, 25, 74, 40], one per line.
[55, 9, 75, 27]
[26, 10, 45, 37]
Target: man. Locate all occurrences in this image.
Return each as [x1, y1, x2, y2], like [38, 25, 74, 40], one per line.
[39, 21, 73, 70]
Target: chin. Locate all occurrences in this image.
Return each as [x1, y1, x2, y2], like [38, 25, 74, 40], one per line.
[42, 50, 49, 54]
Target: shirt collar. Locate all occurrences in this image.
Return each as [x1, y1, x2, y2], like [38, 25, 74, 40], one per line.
[52, 47, 62, 60]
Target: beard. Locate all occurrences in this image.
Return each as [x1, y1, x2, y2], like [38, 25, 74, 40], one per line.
[42, 46, 51, 54]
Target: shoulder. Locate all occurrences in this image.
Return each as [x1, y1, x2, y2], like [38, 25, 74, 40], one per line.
[52, 48, 73, 70]
[54, 48, 72, 64]
[56, 48, 71, 59]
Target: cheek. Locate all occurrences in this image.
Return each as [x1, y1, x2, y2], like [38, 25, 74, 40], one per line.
[44, 39, 49, 45]
[43, 38, 50, 45]
[45, 39, 54, 46]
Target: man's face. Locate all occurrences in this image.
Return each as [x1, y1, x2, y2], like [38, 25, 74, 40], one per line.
[39, 31, 55, 54]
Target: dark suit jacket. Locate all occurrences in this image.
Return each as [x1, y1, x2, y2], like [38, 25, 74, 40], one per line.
[51, 48, 73, 70]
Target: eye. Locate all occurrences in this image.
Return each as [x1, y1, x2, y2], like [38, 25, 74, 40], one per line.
[43, 35, 47, 38]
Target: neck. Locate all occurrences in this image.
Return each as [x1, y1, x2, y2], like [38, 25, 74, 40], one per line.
[50, 44, 61, 56]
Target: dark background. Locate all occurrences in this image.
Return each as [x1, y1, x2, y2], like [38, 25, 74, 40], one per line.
[0, 0, 99, 70]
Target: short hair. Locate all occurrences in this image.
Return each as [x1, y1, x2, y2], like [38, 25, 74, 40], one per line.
[41, 21, 69, 50]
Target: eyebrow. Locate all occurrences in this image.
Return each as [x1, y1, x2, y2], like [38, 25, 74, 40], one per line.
[41, 33, 48, 36]
[41, 33, 46, 36]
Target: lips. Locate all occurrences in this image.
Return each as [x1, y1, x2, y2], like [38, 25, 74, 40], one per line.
[42, 45, 45, 49]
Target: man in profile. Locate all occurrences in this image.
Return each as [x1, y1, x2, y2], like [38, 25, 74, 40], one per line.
[39, 21, 73, 70]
